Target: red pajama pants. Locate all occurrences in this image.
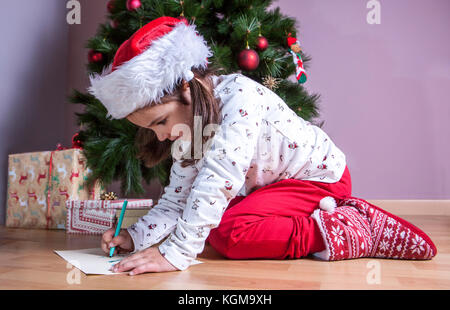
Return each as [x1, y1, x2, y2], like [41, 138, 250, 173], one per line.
[207, 166, 352, 259]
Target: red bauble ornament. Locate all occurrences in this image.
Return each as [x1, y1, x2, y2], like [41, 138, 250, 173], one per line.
[88, 50, 103, 63]
[126, 0, 141, 11]
[256, 35, 268, 51]
[238, 48, 259, 71]
[107, 0, 115, 13]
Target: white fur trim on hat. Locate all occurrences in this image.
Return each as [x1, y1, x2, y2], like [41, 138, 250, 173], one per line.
[88, 22, 212, 119]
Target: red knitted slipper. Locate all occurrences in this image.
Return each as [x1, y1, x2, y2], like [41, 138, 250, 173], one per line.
[311, 196, 437, 261]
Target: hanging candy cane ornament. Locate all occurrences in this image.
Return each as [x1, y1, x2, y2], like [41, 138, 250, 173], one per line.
[287, 33, 307, 84]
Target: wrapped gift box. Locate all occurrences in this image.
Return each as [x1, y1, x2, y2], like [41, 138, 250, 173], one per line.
[65, 199, 154, 234]
[6, 147, 103, 229]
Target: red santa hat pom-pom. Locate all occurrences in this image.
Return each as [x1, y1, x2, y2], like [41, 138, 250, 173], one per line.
[319, 196, 337, 213]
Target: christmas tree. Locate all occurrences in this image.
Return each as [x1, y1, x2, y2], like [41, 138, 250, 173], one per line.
[69, 0, 321, 196]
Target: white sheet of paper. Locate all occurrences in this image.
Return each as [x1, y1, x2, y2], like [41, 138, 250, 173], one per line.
[54, 248, 203, 275]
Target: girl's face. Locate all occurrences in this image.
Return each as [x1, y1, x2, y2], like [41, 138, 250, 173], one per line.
[126, 83, 193, 142]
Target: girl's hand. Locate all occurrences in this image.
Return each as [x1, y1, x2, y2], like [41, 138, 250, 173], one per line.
[101, 228, 134, 255]
[111, 247, 178, 275]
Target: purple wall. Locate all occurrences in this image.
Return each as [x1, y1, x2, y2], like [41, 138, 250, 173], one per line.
[1, 0, 449, 225]
[273, 0, 450, 199]
[0, 0, 70, 225]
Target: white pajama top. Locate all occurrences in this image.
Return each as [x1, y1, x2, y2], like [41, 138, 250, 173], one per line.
[127, 73, 347, 270]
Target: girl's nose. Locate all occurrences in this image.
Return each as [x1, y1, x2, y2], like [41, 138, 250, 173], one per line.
[155, 131, 168, 142]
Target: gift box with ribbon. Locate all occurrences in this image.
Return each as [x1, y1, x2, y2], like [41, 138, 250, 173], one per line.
[6, 134, 104, 229]
[65, 199, 154, 234]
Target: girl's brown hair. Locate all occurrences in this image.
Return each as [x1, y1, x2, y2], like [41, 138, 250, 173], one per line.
[135, 66, 222, 168]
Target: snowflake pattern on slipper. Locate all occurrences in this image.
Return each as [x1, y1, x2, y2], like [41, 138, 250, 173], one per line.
[312, 197, 437, 261]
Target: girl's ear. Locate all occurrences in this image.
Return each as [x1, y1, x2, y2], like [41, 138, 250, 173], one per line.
[180, 80, 192, 106]
[182, 80, 190, 90]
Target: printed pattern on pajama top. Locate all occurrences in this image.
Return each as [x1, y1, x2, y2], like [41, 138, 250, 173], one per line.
[127, 73, 347, 270]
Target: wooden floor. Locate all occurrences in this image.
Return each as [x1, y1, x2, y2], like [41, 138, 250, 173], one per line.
[0, 213, 449, 290]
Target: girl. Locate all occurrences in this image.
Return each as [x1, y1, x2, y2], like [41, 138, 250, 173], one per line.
[89, 17, 436, 275]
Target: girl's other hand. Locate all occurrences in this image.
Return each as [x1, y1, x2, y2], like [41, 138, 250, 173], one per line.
[111, 247, 177, 275]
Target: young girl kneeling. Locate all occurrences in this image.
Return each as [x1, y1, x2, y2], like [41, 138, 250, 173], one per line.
[89, 17, 436, 275]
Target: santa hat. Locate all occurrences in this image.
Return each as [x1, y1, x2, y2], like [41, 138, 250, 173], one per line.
[88, 16, 212, 119]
